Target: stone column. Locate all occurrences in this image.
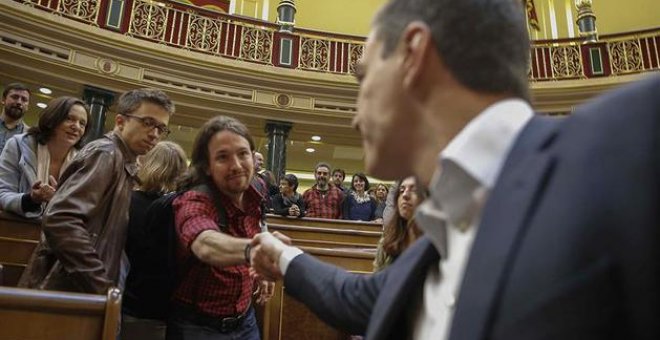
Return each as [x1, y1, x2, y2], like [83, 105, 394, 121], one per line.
[83, 86, 115, 143]
[264, 120, 292, 183]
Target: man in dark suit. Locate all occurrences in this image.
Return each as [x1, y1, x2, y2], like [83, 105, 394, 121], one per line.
[249, 0, 660, 338]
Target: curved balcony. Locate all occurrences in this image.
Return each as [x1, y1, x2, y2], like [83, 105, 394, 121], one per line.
[1, 0, 659, 174]
[12, 0, 660, 81]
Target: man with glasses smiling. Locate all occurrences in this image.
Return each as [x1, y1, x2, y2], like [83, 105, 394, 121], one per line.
[20, 88, 175, 295]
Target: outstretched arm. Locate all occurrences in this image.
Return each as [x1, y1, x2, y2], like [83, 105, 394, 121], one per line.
[251, 232, 384, 334]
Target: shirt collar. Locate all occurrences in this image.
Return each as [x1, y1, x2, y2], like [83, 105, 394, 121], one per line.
[441, 98, 533, 189]
[416, 99, 533, 257]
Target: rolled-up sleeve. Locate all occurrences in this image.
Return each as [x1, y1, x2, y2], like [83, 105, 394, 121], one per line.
[173, 191, 221, 253]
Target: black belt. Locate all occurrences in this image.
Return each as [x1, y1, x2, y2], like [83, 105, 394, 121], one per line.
[172, 301, 252, 333]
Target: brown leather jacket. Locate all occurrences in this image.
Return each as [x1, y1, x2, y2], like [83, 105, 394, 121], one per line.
[19, 132, 137, 294]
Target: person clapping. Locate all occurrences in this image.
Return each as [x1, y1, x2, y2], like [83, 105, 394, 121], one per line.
[270, 174, 305, 218]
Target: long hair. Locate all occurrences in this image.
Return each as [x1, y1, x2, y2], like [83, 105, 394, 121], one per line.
[381, 178, 428, 258]
[373, 183, 389, 204]
[137, 141, 188, 193]
[178, 116, 255, 190]
[27, 96, 91, 149]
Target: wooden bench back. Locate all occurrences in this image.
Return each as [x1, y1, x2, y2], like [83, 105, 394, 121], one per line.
[0, 286, 121, 340]
[0, 211, 41, 286]
[261, 246, 375, 340]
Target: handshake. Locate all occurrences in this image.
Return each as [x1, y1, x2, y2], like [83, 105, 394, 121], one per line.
[248, 231, 295, 282]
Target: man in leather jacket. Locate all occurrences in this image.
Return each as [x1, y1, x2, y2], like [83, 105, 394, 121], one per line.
[19, 88, 175, 294]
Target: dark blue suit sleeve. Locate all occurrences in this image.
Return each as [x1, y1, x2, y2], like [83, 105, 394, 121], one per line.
[284, 253, 385, 334]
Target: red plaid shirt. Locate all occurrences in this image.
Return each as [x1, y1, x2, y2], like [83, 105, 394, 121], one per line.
[172, 186, 263, 317]
[303, 185, 344, 219]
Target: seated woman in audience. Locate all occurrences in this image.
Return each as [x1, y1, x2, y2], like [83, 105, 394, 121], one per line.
[0, 96, 89, 218]
[373, 176, 427, 271]
[342, 172, 377, 221]
[372, 183, 389, 223]
[271, 173, 305, 218]
[122, 141, 187, 339]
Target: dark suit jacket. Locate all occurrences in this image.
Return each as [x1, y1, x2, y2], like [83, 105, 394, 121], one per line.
[284, 75, 660, 340]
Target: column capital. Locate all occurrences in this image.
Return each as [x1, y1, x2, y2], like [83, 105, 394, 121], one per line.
[265, 120, 293, 134]
[83, 86, 116, 107]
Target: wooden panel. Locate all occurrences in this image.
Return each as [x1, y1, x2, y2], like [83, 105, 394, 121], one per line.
[0, 211, 41, 240]
[265, 247, 374, 340]
[269, 224, 381, 248]
[0, 237, 38, 264]
[267, 214, 382, 232]
[0, 286, 120, 340]
[1, 263, 26, 287]
[280, 292, 348, 340]
[0, 212, 41, 286]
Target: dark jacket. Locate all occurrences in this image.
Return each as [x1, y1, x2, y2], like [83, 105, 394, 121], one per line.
[19, 132, 138, 294]
[270, 193, 306, 218]
[282, 76, 660, 340]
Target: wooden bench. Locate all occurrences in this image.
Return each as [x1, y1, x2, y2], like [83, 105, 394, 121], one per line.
[0, 211, 41, 286]
[268, 223, 381, 250]
[267, 214, 383, 232]
[261, 246, 375, 340]
[1, 211, 379, 339]
[0, 286, 121, 340]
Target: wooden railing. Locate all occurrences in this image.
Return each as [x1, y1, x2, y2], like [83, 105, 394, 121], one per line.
[529, 28, 660, 80]
[13, 0, 659, 80]
[1, 211, 378, 339]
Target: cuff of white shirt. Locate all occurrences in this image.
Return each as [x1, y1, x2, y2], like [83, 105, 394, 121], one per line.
[279, 246, 304, 275]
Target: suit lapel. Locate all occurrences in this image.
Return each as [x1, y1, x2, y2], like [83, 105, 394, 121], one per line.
[449, 116, 561, 340]
[366, 238, 439, 340]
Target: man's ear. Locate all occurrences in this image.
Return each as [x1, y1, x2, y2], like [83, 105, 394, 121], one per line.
[400, 22, 433, 90]
[115, 114, 126, 131]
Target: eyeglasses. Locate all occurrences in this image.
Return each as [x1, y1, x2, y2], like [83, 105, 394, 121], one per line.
[121, 113, 171, 137]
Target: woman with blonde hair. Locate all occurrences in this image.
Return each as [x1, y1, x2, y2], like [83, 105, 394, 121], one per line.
[122, 141, 188, 340]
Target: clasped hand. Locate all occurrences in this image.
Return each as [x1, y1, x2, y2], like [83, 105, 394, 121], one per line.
[30, 176, 58, 203]
[249, 231, 292, 282]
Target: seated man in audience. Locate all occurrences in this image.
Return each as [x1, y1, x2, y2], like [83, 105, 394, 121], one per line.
[271, 173, 305, 218]
[303, 162, 344, 219]
[331, 168, 349, 194]
[249, 0, 660, 339]
[168, 116, 273, 339]
[19, 88, 174, 294]
[1, 83, 31, 153]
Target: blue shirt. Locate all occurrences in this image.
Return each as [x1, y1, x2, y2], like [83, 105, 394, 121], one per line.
[0, 117, 25, 154]
[344, 193, 376, 221]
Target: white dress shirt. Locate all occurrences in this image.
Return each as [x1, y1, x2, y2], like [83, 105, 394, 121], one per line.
[412, 99, 533, 339]
[278, 99, 534, 339]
